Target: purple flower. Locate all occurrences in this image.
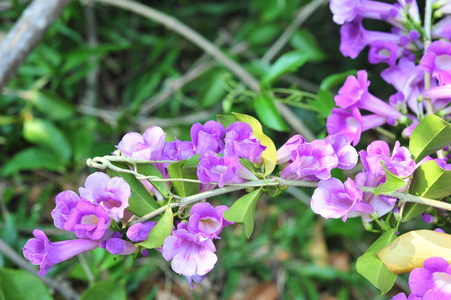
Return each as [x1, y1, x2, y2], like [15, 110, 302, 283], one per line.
[23, 229, 100, 276]
[310, 178, 374, 221]
[51, 190, 81, 229]
[190, 121, 225, 154]
[104, 238, 137, 255]
[408, 257, 451, 299]
[186, 274, 206, 289]
[162, 139, 196, 168]
[116, 126, 166, 161]
[422, 84, 451, 99]
[79, 172, 131, 222]
[197, 150, 244, 187]
[435, 158, 451, 170]
[326, 107, 387, 146]
[280, 139, 338, 181]
[224, 122, 266, 163]
[276, 135, 307, 165]
[64, 201, 112, 240]
[360, 140, 415, 177]
[335, 70, 404, 121]
[330, 0, 401, 25]
[325, 134, 358, 170]
[368, 41, 399, 66]
[390, 293, 420, 300]
[432, 16, 451, 40]
[420, 41, 451, 85]
[126, 221, 157, 242]
[188, 203, 233, 237]
[162, 225, 217, 277]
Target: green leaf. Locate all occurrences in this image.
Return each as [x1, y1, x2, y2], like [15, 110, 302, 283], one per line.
[0, 147, 62, 176]
[232, 113, 277, 176]
[136, 164, 169, 198]
[308, 89, 335, 119]
[260, 50, 310, 87]
[23, 118, 72, 163]
[167, 160, 199, 197]
[139, 205, 173, 249]
[290, 29, 325, 62]
[319, 70, 358, 91]
[374, 163, 407, 196]
[223, 188, 262, 238]
[80, 279, 126, 300]
[356, 229, 398, 295]
[0, 268, 53, 300]
[107, 163, 159, 217]
[201, 72, 227, 108]
[409, 160, 451, 199]
[216, 114, 238, 128]
[409, 115, 451, 162]
[253, 94, 289, 132]
[31, 91, 75, 120]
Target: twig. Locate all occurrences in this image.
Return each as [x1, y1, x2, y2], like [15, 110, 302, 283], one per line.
[94, 0, 314, 138]
[82, 2, 99, 107]
[0, 238, 80, 300]
[262, 0, 329, 63]
[0, 0, 72, 88]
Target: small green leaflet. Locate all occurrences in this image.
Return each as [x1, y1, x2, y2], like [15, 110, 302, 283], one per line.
[216, 114, 238, 128]
[223, 188, 262, 238]
[409, 159, 451, 199]
[356, 229, 398, 295]
[373, 163, 407, 196]
[253, 93, 289, 132]
[139, 205, 174, 249]
[409, 115, 451, 162]
[260, 50, 310, 87]
[167, 159, 199, 197]
[107, 163, 159, 217]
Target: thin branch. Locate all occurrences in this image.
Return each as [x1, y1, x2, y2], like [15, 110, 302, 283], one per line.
[0, 238, 80, 300]
[262, 0, 329, 63]
[0, 0, 72, 88]
[82, 2, 99, 107]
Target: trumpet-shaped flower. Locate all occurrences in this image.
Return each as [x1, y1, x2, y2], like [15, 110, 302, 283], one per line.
[224, 122, 266, 163]
[190, 121, 225, 154]
[51, 190, 81, 229]
[421, 41, 451, 85]
[188, 203, 233, 237]
[116, 126, 166, 161]
[197, 150, 244, 187]
[64, 201, 112, 240]
[23, 229, 100, 276]
[127, 221, 157, 243]
[325, 134, 358, 170]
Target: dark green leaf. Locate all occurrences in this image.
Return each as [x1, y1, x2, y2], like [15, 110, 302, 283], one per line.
[23, 118, 72, 163]
[223, 188, 262, 238]
[167, 160, 199, 197]
[107, 163, 159, 217]
[216, 114, 238, 128]
[374, 163, 407, 196]
[0, 269, 53, 300]
[409, 115, 451, 162]
[260, 50, 310, 87]
[253, 94, 289, 131]
[401, 203, 427, 222]
[290, 29, 325, 62]
[136, 164, 169, 198]
[32, 92, 75, 120]
[80, 280, 126, 300]
[308, 89, 335, 118]
[319, 70, 358, 91]
[409, 160, 451, 199]
[201, 72, 227, 108]
[356, 229, 398, 295]
[139, 206, 173, 249]
[0, 147, 62, 176]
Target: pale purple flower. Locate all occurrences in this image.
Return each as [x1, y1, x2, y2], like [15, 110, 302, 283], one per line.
[64, 201, 112, 240]
[435, 158, 451, 170]
[339, 18, 400, 59]
[104, 238, 137, 255]
[408, 257, 451, 299]
[368, 41, 399, 66]
[186, 275, 206, 289]
[190, 121, 225, 154]
[422, 214, 436, 224]
[224, 122, 266, 163]
[79, 172, 131, 222]
[335, 70, 405, 121]
[421, 41, 451, 86]
[326, 107, 387, 146]
[276, 135, 307, 165]
[310, 178, 374, 221]
[162, 224, 217, 277]
[280, 139, 338, 181]
[162, 139, 196, 167]
[127, 221, 157, 242]
[23, 229, 100, 276]
[51, 190, 81, 229]
[390, 292, 420, 300]
[197, 150, 244, 187]
[188, 203, 233, 237]
[330, 0, 402, 26]
[325, 134, 358, 170]
[432, 16, 451, 40]
[116, 126, 166, 161]
[422, 84, 451, 99]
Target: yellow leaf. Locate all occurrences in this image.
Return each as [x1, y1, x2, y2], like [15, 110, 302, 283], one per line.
[232, 112, 277, 176]
[377, 230, 451, 274]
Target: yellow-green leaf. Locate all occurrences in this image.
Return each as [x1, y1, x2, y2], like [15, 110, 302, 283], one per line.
[377, 230, 451, 274]
[232, 112, 277, 176]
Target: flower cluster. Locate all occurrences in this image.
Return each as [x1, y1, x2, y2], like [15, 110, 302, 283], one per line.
[23, 172, 133, 275]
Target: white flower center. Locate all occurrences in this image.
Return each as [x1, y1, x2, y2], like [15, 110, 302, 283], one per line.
[436, 54, 451, 71]
[433, 272, 451, 295]
[81, 214, 99, 225]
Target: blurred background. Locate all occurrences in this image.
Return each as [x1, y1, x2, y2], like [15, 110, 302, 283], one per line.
[0, 0, 426, 299]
